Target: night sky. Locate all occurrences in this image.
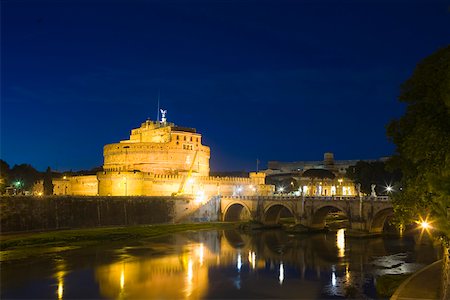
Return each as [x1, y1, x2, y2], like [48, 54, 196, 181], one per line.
[1, 0, 449, 172]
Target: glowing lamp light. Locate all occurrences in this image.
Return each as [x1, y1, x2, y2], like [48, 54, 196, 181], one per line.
[420, 221, 430, 230]
[278, 186, 285, 193]
[415, 215, 433, 232]
[386, 185, 393, 193]
[194, 191, 205, 204]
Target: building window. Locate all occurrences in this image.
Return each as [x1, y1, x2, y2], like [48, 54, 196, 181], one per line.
[176, 135, 179, 140]
[190, 137, 192, 141]
[184, 136, 186, 141]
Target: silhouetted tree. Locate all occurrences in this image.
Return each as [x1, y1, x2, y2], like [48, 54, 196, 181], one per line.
[43, 166, 54, 196]
[10, 164, 41, 191]
[386, 45, 450, 237]
[0, 159, 11, 193]
[346, 161, 401, 195]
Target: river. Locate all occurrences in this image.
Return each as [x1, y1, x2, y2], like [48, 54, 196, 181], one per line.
[0, 229, 440, 299]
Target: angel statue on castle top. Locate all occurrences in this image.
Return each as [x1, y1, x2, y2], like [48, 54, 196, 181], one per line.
[160, 109, 167, 123]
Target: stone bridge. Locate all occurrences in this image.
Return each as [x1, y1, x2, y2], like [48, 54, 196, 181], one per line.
[220, 195, 393, 234]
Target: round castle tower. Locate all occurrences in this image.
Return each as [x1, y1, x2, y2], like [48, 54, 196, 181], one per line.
[103, 119, 210, 176]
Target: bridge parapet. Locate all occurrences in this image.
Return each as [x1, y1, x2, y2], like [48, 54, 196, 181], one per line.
[222, 195, 390, 202]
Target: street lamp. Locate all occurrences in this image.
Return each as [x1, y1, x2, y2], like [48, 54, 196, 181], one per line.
[385, 185, 394, 193]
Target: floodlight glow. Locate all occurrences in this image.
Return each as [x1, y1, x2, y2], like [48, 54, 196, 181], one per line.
[386, 185, 393, 193]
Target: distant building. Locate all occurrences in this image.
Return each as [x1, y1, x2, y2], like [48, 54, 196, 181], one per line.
[52, 117, 273, 197]
[264, 153, 389, 197]
[267, 152, 389, 175]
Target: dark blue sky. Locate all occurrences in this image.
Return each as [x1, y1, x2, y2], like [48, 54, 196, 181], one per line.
[1, 0, 449, 172]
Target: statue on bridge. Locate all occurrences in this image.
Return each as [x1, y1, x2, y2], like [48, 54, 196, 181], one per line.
[371, 184, 377, 197]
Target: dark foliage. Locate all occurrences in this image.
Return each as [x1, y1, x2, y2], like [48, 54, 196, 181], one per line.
[346, 161, 401, 195]
[386, 45, 450, 235]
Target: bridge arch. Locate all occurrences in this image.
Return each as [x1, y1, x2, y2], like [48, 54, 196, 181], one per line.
[370, 207, 394, 233]
[263, 203, 295, 224]
[310, 204, 348, 229]
[223, 202, 251, 222]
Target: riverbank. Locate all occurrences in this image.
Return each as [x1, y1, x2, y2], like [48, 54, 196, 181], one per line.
[390, 259, 442, 300]
[0, 222, 233, 262]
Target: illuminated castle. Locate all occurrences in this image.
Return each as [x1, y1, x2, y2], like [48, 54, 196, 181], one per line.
[53, 114, 272, 197]
[103, 119, 210, 176]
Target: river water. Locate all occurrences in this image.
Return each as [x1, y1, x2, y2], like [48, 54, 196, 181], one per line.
[0, 229, 440, 299]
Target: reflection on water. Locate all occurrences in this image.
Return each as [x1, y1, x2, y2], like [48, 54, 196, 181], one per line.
[0, 229, 440, 299]
[55, 259, 66, 300]
[336, 228, 345, 258]
[279, 262, 285, 285]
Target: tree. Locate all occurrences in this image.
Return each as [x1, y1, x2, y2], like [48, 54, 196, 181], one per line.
[345, 161, 402, 195]
[0, 159, 11, 193]
[10, 164, 41, 191]
[43, 166, 54, 196]
[386, 45, 450, 237]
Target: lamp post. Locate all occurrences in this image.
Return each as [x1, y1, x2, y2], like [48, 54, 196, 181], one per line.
[123, 177, 127, 196]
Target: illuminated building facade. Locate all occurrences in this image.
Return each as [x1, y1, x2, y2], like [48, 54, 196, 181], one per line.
[266, 153, 361, 196]
[53, 117, 273, 197]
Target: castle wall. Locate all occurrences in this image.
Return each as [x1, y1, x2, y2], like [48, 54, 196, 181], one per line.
[95, 172, 273, 197]
[53, 175, 98, 196]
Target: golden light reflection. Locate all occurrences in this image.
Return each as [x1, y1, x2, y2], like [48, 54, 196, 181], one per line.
[345, 264, 350, 281]
[336, 229, 345, 258]
[185, 258, 194, 298]
[120, 266, 125, 290]
[196, 244, 204, 266]
[54, 260, 66, 300]
[57, 279, 63, 300]
[248, 251, 256, 269]
[95, 245, 210, 300]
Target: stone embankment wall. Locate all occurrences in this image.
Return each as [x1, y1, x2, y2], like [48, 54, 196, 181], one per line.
[442, 244, 450, 299]
[0, 196, 181, 233]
